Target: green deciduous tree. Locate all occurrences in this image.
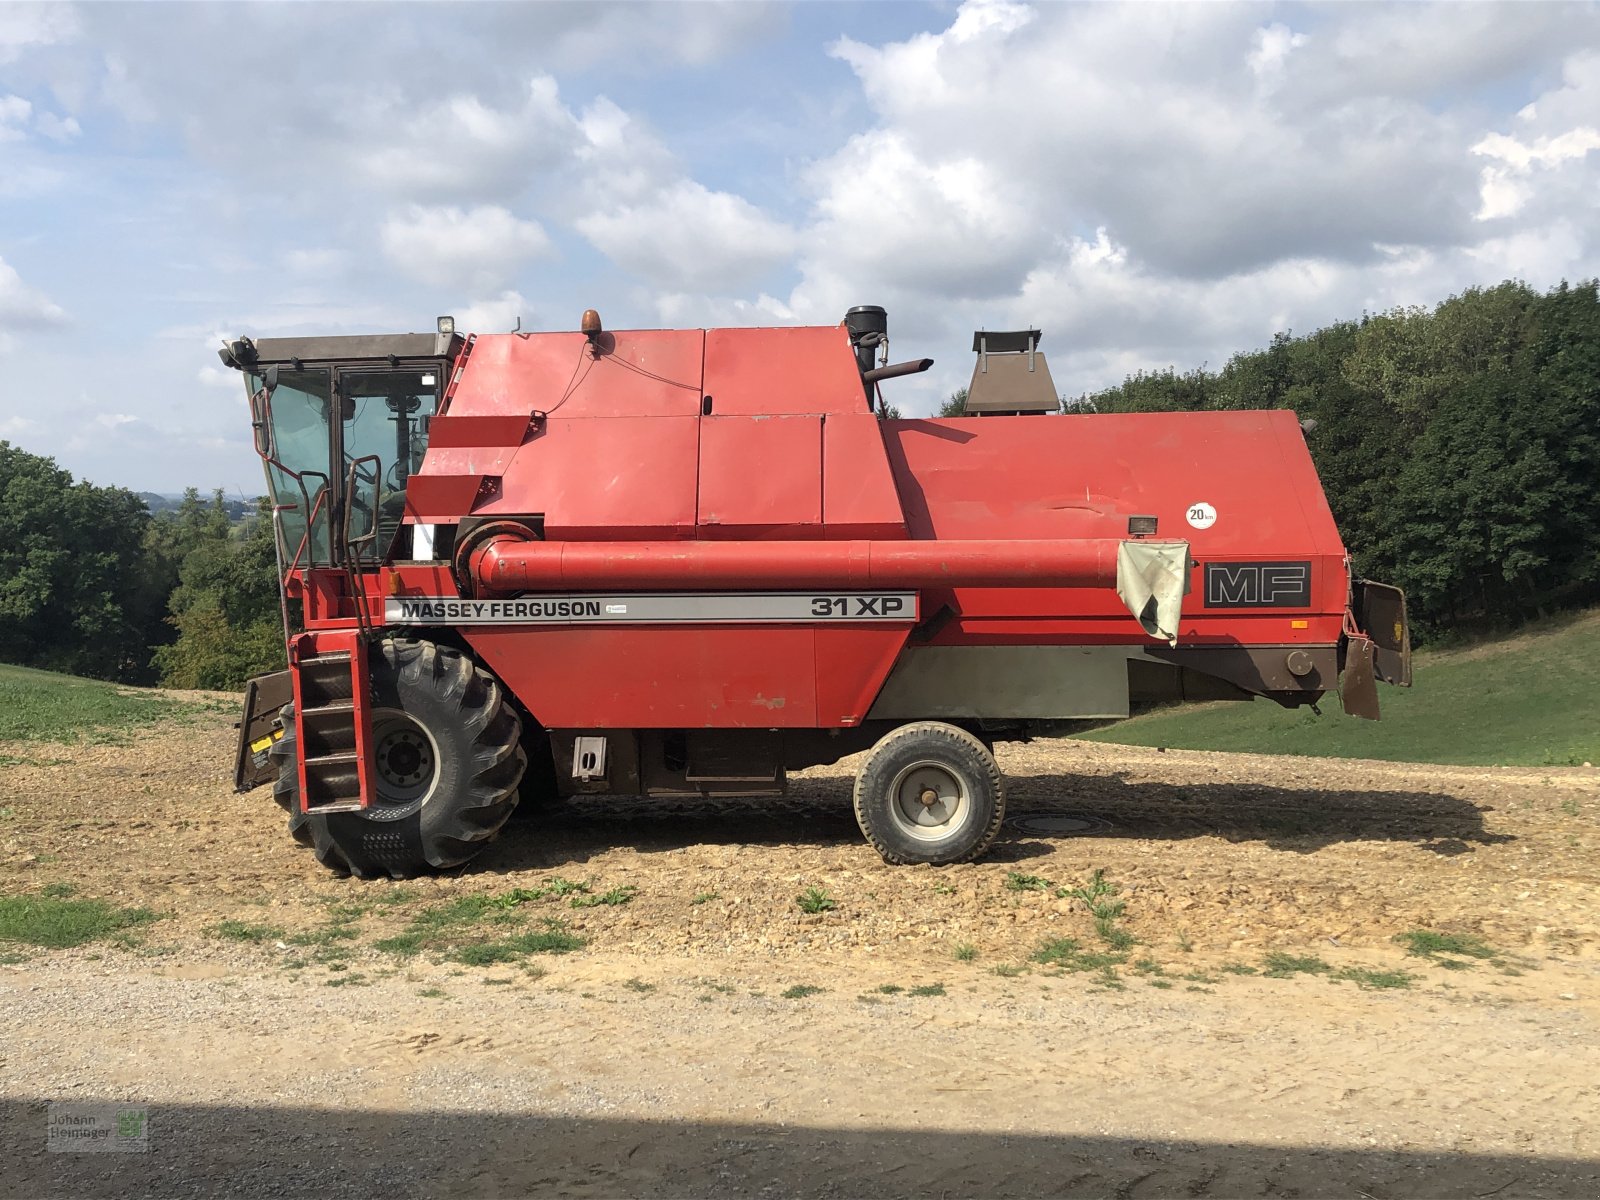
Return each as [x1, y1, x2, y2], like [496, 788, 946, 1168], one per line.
[0, 442, 169, 681]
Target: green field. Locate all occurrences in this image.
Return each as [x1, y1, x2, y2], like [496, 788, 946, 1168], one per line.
[1079, 610, 1600, 767]
[0, 662, 204, 745]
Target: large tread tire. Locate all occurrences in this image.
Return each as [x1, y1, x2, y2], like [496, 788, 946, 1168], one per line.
[853, 721, 1005, 866]
[272, 639, 526, 879]
[269, 703, 314, 847]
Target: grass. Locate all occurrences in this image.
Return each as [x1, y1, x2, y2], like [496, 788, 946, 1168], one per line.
[1029, 937, 1126, 974]
[1336, 966, 1414, 990]
[1078, 607, 1600, 766]
[908, 983, 946, 997]
[796, 885, 838, 914]
[1062, 869, 1135, 949]
[1259, 951, 1415, 989]
[1396, 929, 1500, 970]
[781, 984, 825, 999]
[0, 893, 158, 948]
[691, 892, 720, 905]
[1262, 952, 1331, 978]
[449, 923, 585, 965]
[1397, 929, 1497, 960]
[621, 976, 655, 993]
[209, 919, 284, 944]
[0, 662, 205, 744]
[374, 889, 590, 964]
[874, 983, 904, 994]
[571, 885, 637, 909]
[1004, 871, 1051, 892]
[953, 942, 978, 962]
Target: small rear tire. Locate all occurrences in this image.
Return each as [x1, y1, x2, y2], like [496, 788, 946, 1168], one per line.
[271, 638, 526, 879]
[853, 721, 1005, 866]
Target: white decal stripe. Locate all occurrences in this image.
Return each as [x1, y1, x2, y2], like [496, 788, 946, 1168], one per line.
[384, 592, 919, 626]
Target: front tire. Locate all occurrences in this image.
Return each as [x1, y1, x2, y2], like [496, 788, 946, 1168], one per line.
[270, 638, 526, 879]
[853, 722, 1006, 866]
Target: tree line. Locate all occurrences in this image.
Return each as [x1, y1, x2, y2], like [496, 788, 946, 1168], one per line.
[0, 444, 283, 688]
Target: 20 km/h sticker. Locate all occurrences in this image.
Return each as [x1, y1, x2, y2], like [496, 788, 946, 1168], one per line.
[384, 592, 920, 626]
[1186, 502, 1217, 530]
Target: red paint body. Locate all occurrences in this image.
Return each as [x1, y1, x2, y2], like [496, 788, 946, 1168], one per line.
[302, 323, 1355, 730]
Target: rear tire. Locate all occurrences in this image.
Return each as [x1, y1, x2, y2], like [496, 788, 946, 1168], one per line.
[853, 721, 1005, 866]
[271, 638, 526, 879]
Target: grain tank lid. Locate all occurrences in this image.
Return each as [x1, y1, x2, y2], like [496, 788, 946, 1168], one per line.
[1116, 540, 1191, 646]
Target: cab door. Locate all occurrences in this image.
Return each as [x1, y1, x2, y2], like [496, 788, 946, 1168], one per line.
[333, 365, 443, 561]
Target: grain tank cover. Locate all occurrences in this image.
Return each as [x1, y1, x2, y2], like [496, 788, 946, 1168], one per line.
[965, 328, 1059, 416]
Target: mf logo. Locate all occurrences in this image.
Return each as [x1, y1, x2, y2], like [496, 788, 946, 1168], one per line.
[1203, 561, 1312, 608]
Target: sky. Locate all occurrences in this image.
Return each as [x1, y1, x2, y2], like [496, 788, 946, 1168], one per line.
[0, 0, 1597, 496]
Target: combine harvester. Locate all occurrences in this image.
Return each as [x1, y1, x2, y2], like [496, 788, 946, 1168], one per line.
[222, 307, 1410, 878]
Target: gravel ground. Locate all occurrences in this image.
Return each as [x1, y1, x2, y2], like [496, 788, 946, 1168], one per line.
[2, 711, 1598, 1197]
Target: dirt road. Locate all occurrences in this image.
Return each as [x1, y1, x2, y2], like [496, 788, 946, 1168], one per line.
[2, 711, 1598, 1196]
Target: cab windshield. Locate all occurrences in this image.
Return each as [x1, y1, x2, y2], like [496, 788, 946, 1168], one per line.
[248, 365, 439, 567]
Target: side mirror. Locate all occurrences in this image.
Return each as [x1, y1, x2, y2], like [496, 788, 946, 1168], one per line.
[249, 386, 274, 459]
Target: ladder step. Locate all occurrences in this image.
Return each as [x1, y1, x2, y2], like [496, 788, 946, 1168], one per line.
[303, 800, 365, 814]
[307, 751, 359, 765]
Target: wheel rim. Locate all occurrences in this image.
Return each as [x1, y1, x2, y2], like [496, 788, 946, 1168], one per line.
[370, 709, 440, 808]
[887, 759, 970, 841]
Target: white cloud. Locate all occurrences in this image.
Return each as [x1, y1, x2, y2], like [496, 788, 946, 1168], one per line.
[0, 2, 80, 64]
[196, 365, 238, 391]
[354, 77, 581, 204]
[1473, 129, 1600, 220]
[454, 291, 529, 335]
[575, 180, 797, 291]
[379, 204, 553, 292]
[0, 94, 31, 140]
[654, 291, 796, 328]
[34, 111, 80, 141]
[1471, 48, 1600, 223]
[0, 256, 67, 327]
[282, 248, 348, 276]
[0, 94, 83, 144]
[1248, 22, 1308, 89]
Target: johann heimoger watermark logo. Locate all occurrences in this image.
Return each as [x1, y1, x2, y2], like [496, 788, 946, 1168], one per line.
[47, 1103, 150, 1153]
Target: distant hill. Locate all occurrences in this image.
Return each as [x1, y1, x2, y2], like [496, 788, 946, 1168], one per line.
[1076, 609, 1600, 768]
[139, 493, 258, 522]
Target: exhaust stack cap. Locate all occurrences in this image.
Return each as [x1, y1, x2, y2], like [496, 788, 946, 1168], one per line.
[844, 305, 888, 388]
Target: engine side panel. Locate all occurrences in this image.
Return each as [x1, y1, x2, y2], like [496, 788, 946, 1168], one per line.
[881, 410, 1348, 647]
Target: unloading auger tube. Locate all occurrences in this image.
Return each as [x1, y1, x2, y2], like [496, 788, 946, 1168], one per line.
[472, 534, 1120, 591]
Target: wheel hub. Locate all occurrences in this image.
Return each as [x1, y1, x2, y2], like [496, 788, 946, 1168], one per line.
[370, 711, 439, 806]
[889, 761, 970, 840]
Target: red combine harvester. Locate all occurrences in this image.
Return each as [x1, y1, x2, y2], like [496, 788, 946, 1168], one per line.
[223, 307, 1410, 878]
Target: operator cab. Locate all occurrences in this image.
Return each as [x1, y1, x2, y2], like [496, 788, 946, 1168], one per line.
[219, 327, 463, 568]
